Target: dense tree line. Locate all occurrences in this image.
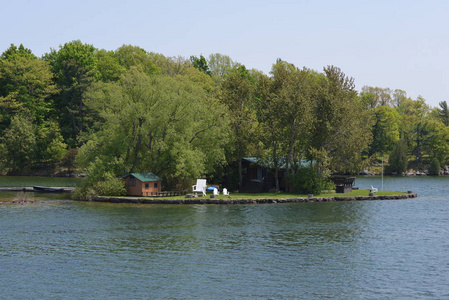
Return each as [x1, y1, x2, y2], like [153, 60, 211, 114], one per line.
[1, 41, 448, 196]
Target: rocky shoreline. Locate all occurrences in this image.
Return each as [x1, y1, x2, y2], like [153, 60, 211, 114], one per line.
[89, 193, 418, 205]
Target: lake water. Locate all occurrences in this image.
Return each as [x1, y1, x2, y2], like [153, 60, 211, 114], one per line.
[1, 176, 449, 299]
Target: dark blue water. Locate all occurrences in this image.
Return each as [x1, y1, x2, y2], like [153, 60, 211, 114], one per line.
[1, 176, 449, 299]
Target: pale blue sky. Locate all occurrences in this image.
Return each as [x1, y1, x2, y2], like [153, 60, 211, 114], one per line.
[2, 0, 448, 107]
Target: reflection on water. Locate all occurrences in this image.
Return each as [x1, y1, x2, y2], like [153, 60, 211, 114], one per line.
[1, 176, 449, 299]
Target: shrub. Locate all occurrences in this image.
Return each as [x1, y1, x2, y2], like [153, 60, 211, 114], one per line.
[429, 158, 441, 176]
[92, 175, 127, 196]
[289, 167, 334, 194]
[387, 140, 408, 174]
[72, 173, 127, 200]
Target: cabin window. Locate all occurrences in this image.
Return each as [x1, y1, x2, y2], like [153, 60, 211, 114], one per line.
[145, 183, 149, 189]
[154, 182, 158, 188]
[129, 178, 136, 187]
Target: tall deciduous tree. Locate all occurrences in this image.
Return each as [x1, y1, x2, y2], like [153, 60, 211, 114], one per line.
[114, 45, 160, 75]
[0, 44, 65, 174]
[360, 86, 393, 108]
[207, 53, 236, 79]
[265, 61, 315, 190]
[77, 68, 228, 190]
[0, 115, 36, 174]
[0, 44, 58, 130]
[96, 49, 125, 82]
[311, 66, 372, 173]
[44, 40, 98, 146]
[190, 54, 212, 76]
[220, 64, 258, 188]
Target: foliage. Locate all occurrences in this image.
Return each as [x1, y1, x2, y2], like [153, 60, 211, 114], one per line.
[114, 44, 160, 75]
[72, 157, 126, 200]
[207, 53, 236, 78]
[95, 49, 125, 82]
[438, 101, 449, 126]
[0, 115, 36, 174]
[44, 40, 99, 146]
[0, 44, 59, 130]
[289, 167, 334, 194]
[60, 148, 78, 173]
[220, 64, 259, 187]
[1, 41, 449, 186]
[190, 54, 211, 75]
[387, 139, 408, 174]
[370, 106, 401, 155]
[421, 119, 449, 164]
[310, 66, 372, 173]
[429, 157, 441, 176]
[77, 68, 229, 190]
[92, 174, 127, 196]
[360, 86, 392, 108]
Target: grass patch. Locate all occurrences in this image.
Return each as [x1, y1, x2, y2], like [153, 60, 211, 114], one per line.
[113, 189, 408, 200]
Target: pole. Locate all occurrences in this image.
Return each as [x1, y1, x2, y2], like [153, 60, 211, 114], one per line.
[382, 155, 384, 191]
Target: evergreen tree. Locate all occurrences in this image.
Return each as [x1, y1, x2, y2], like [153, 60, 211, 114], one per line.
[387, 139, 408, 174]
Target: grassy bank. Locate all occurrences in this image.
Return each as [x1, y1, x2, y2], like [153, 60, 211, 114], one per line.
[112, 189, 408, 200]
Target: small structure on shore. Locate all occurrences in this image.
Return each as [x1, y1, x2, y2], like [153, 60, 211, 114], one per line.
[330, 176, 356, 193]
[122, 173, 162, 196]
[240, 157, 312, 192]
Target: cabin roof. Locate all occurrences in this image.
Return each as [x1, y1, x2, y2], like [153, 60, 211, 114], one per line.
[243, 157, 312, 169]
[122, 173, 162, 182]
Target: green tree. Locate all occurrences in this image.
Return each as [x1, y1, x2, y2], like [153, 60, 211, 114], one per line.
[409, 97, 430, 162]
[114, 45, 160, 75]
[438, 101, 449, 126]
[0, 115, 36, 174]
[370, 106, 401, 156]
[256, 72, 283, 190]
[360, 86, 392, 108]
[190, 54, 212, 76]
[220, 64, 258, 188]
[76, 68, 228, 192]
[151, 55, 191, 77]
[387, 139, 408, 174]
[0, 43, 35, 60]
[392, 89, 409, 107]
[421, 119, 449, 164]
[264, 60, 315, 190]
[208, 53, 236, 78]
[0, 44, 58, 131]
[96, 49, 125, 82]
[310, 66, 372, 174]
[35, 120, 67, 167]
[429, 157, 441, 175]
[44, 40, 99, 146]
[0, 44, 65, 173]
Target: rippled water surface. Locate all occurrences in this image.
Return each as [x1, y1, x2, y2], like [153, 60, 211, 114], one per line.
[1, 176, 449, 299]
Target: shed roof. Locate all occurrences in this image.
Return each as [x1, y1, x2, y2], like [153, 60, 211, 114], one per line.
[122, 173, 162, 182]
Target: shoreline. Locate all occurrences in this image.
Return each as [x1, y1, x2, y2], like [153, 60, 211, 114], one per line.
[88, 193, 418, 205]
[0, 187, 74, 192]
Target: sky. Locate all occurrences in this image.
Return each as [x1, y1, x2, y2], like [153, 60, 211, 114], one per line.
[2, 0, 449, 107]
